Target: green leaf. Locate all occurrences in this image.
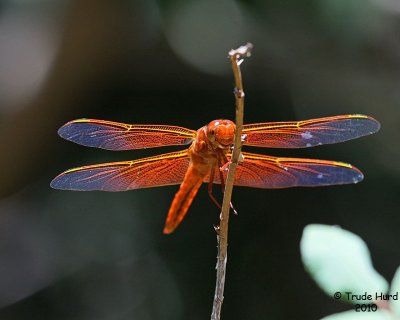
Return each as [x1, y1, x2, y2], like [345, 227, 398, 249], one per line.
[301, 224, 388, 304]
[321, 310, 392, 320]
[390, 266, 400, 316]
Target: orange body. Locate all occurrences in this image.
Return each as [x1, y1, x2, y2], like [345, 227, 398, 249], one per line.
[165, 120, 235, 233]
[51, 115, 380, 234]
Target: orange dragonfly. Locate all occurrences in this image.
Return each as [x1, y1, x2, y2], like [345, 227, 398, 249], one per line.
[51, 114, 380, 234]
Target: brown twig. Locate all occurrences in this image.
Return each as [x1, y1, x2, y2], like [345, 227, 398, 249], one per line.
[211, 43, 253, 320]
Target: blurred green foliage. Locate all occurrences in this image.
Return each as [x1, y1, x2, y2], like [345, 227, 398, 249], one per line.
[301, 224, 399, 319]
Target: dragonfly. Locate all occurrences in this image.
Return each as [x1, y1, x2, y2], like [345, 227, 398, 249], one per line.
[51, 114, 380, 234]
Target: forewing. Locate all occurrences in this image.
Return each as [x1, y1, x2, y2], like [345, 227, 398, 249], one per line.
[243, 114, 380, 148]
[205, 152, 363, 188]
[58, 119, 196, 150]
[51, 150, 189, 191]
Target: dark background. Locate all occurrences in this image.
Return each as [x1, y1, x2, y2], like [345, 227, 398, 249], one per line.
[0, 0, 399, 319]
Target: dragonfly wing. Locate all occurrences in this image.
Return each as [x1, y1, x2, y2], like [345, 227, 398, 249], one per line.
[58, 119, 196, 150]
[205, 152, 363, 188]
[243, 114, 380, 148]
[50, 150, 189, 191]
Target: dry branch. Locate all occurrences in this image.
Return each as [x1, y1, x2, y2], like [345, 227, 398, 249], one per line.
[211, 43, 253, 320]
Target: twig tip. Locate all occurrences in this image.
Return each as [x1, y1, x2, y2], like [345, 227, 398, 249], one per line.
[228, 42, 254, 60]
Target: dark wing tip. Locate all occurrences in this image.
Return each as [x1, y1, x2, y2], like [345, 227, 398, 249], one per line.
[50, 168, 92, 191]
[50, 172, 78, 190]
[352, 114, 381, 135]
[50, 174, 66, 190]
[57, 119, 89, 140]
[327, 162, 364, 185]
[351, 167, 364, 184]
[300, 164, 364, 187]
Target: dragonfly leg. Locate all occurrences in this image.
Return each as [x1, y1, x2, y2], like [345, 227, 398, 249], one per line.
[219, 161, 232, 172]
[219, 152, 244, 173]
[230, 202, 238, 215]
[208, 167, 222, 210]
[218, 156, 238, 215]
[209, 165, 223, 234]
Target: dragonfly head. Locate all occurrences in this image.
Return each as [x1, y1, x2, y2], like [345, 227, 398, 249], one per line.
[206, 119, 235, 148]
